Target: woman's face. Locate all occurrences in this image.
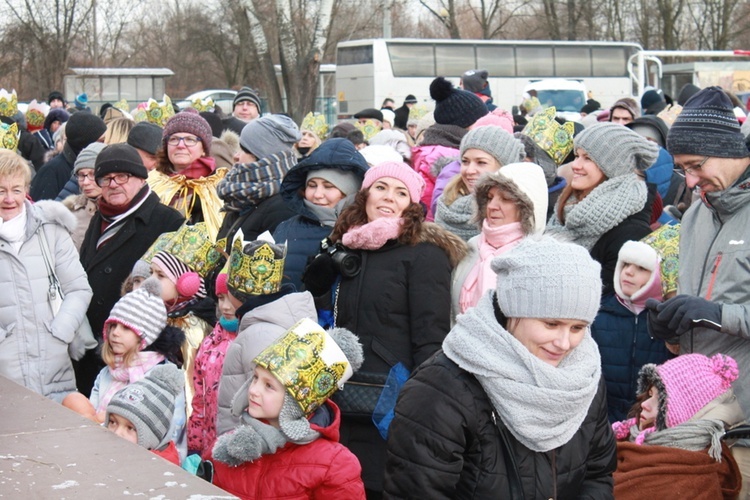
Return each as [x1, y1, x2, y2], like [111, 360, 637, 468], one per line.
[461, 149, 502, 192]
[77, 168, 102, 200]
[167, 133, 205, 172]
[298, 130, 318, 149]
[485, 186, 521, 228]
[0, 174, 27, 221]
[365, 177, 411, 222]
[510, 318, 588, 367]
[570, 148, 606, 194]
[149, 262, 179, 302]
[640, 386, 659, 430]
[305, 177, 346, 208]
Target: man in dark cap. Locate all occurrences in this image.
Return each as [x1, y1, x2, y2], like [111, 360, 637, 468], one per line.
[127, 121, 163, 170]
[223, 86, 262, 135]
[48, 91, 66, 109]
[394, 95, 417, 130]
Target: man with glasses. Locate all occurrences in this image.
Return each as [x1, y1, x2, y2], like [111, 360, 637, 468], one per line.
[646, 86, 750, 496]
[77, 143, 184, 397]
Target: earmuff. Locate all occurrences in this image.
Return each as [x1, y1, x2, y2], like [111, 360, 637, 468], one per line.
[176, 271, 201, 298]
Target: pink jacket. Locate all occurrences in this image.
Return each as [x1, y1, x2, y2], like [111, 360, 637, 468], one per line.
[411, 144, 459, 215]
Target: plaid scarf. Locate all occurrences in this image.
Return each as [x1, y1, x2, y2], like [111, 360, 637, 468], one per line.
[217, 151, 297, 213]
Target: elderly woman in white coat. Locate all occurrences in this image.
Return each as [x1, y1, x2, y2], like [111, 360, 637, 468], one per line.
[0, 150, 92, 402]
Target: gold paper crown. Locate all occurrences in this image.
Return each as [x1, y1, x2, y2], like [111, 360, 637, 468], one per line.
[133, 94, 174, 127]
[521, 107, 575, 166]
[114, 99, 131, 112]
[25, 99, 49, 129]
[300, 112, 328, 139]
[408, 103, 429, 121]
[0, 89, 18, 118]
[641, 223, 680, 298]
[141, 223, 225, 278]
[0, 122, 19, 151]
[355, 119, 381, 141]
[227, 237, 286, 296]
[254, 318, 352, 415]
[189, 97, 214, 112]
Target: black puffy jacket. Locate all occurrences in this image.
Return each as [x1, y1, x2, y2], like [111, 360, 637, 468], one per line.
[384, 352, 616, 499]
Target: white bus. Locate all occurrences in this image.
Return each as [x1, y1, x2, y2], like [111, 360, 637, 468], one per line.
[335, 38, 642, 118]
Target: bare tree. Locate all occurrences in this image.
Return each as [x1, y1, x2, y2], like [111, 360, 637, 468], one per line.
[689, 0, 745, 50]
[418, 0, 462, 39]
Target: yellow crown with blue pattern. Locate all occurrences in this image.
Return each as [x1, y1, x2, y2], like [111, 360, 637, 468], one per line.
[227, 231, 286, 296]
[0, 89, 18, 118]
[300, 112, 328, 140]
[0, 122, 19, 152]
[141, 222, 225, 278]
[254, 318, 354, 415]
[133, 94, 175, 127]
[522, 106, 575, 166]
[189, 97, 214, 113]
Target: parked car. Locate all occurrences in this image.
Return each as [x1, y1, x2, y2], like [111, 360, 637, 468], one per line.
[176, 89, 237, 114]
[524, 79, 587, 122]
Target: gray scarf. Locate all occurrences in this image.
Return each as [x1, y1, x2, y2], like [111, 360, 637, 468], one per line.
[628, 419, 727, 461]
[443, 292, 601, 452]
[546, 173, 647, 250]
[435, 193, 479, 241]
[302, 193, 356, 227]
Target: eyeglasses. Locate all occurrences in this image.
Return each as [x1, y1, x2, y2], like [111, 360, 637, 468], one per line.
[96, 173, 133, 187]
[167, 135, 200, 147]
[677, 156, 709, 176]
[76, 172, 95, 182]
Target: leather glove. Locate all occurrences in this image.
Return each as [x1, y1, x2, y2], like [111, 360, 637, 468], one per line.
[646, 295, 722, 339]
[302, 252, 338, 296]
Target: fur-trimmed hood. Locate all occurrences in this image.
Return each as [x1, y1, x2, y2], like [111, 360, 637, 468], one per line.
[420, 221, 469, 268]
[26, 199, 77, 238]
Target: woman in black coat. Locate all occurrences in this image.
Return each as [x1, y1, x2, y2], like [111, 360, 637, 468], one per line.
[384, 236, 616, 499]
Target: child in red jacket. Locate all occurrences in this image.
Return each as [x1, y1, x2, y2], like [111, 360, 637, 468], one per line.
[210, 318, 365, 499]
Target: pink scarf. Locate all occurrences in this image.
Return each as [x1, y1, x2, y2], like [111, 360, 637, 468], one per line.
[342, 217, 403, 250]
[460, 221, 525, 313]
[95, 351, 166, 413]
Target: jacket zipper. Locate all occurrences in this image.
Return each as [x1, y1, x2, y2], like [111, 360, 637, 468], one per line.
[551, 449, 557, 500]
[704, 252, 723, 301]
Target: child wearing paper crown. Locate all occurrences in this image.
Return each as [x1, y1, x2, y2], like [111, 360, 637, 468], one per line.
[210, 318, 366, 499]
[611, 354, 743, 499]
[105, 364, 185, 465]
[591, 239, 673, 422]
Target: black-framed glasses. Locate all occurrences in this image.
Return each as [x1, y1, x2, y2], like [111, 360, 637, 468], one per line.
[96, 173, 132, 187]
[76, 172, 95, 182]
[676, 156, 709, 176]
[167, 135, 200, 147]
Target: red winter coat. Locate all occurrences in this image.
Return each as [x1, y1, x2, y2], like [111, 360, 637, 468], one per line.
[211, 401, 365, 500]
[152, 441, 180, 466]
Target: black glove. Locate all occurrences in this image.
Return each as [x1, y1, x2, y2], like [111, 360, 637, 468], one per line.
[301, 252, 338, 296]
[645, 298, 675, 340]
[646, 295, 722, 338]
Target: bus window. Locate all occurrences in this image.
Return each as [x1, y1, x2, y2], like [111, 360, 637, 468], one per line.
[338, 45, 374, 65]
[477, 46, 515, 76]
[592, 47, 628, 77]
[436, 44, 475, 76]
[388, 43, 434, 77]
[517, 47, 553, 77]
[555, 47, 591, 77]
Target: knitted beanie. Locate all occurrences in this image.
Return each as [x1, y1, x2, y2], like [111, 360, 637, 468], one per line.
[75, 93, 88, 109]
[73, 142, 107, 175]
[162, 108, 212, 155]
[641, 89, 665, 111]
[637, 353, 738, 431]
[359, 144, 403, 166]
[233, 86, 262, 112]
[48, 91, 65, 105]
[610, 97, 640, 120]
[492, 236, 602, 323]
[66, 112, 107, 154]
[151, 251, 206, 301]
[460, 126, 525, 167]
[215, 271, 229, 295]
[574, 122, 659, 178]
[626, 115, 669, 149]
[361, 160, 425, 202]
[667, 86, 748, 158]
[127, 122, 163, 156]
[104, 277, 167, 349]
[105, 364, 184, 450]
[430, 77, 488, 128]
[131, 259, 152, 281]
[240, 114, 301, 160]
[306, 168, 361, 196]
[94, 143, 148, 180]
[461, 69, 489, 93]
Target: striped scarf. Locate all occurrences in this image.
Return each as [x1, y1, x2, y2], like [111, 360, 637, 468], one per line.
[217, 151, 297, 212]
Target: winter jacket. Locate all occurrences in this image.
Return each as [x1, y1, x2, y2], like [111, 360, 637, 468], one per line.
[429, 159, 460, 219]
[61, 193, 96, 252]
[678, 166, 750, 417]
[273, 138, 369, 290]
[384, 352, 616, 499]
[644, 147, 674, 202]
[30, 143, 77, 201]
[0, 200, 92, 402]
[591, 293, 672, 422]
[216, 292, 318, 437]
[56, 175, 80, 202]
[217, 193, 295, 248]
[211, 401, 366, 500]
[412, 144, 459, 213]
[188, 323, 237, 456]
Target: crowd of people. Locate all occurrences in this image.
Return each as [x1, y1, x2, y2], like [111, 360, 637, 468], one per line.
[1, 73, 750, 499]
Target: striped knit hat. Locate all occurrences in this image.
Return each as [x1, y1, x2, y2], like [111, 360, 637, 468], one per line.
[151, 251, 206, 300]
[105, 364, 184, 450]
[104, 277, 168, 349]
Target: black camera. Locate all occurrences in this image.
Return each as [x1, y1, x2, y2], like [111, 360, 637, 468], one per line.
[322, 238, 361, 278]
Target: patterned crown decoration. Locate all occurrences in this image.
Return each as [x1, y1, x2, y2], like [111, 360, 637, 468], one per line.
[189, 97, 214, 112]
[141, 223, 225, 278]
[114, 99, 131, 112]
[408, 103, 429, 121]
[641, 223, 680, 297]
[355, 118, 381, 141]
[254, 318, 353, 415]
[0, 122, 19, 151]
[521, 106, 575, 166]
[132, 94, 175, 127]
[0, 89, 18, 118]
[300, 112, 328, 139]
[25, 99, 49, 132]
[227, 232, 286, 296]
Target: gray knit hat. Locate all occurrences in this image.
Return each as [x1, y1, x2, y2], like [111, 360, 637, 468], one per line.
[105, 364, 184, 450]
[104, 277, 167, 349]
[667, 86, 748, 158]
[240, 114, 301, 160]
[574, 122, 659, 178]
[73, 142, 107, 175]
[492, 236, 602, 323]
[306, 168, 361, 196]
[131, 259, 152, 281]
[460, 126, 525, 167]
[233, 86, 262, 112]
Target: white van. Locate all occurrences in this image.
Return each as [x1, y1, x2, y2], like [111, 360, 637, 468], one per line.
[524, 79, 587, 122]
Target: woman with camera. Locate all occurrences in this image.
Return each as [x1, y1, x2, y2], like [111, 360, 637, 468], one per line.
[304, 161, 467, 498]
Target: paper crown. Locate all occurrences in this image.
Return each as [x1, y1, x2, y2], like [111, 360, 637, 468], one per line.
[25, 99, 49, 132]
[408, 103, 429, 121]
[189, 97, 214, 112]
[641, 223, 680, 297]
[355, 119, 381, 141]
[254, 318, 353, 415]
[133, 95, 175, 127]
[114, 99, 131, 112]
[300, 112, 328, 139]
[141, 222, 225, 278]
[0, 89, 18, 118]
[522, 107, 575, 166]
[227, 233, 286, 296]
[0, 122, 19, 151]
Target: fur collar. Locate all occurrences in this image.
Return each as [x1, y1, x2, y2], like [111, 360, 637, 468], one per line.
[419, 222, 469, 268]
[31, 199, 78, 233]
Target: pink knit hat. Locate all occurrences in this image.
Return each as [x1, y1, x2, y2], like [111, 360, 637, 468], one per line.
[215, 272, 229, 295]
[361, 161, 425, 203]
[638, 353, 738, 430]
